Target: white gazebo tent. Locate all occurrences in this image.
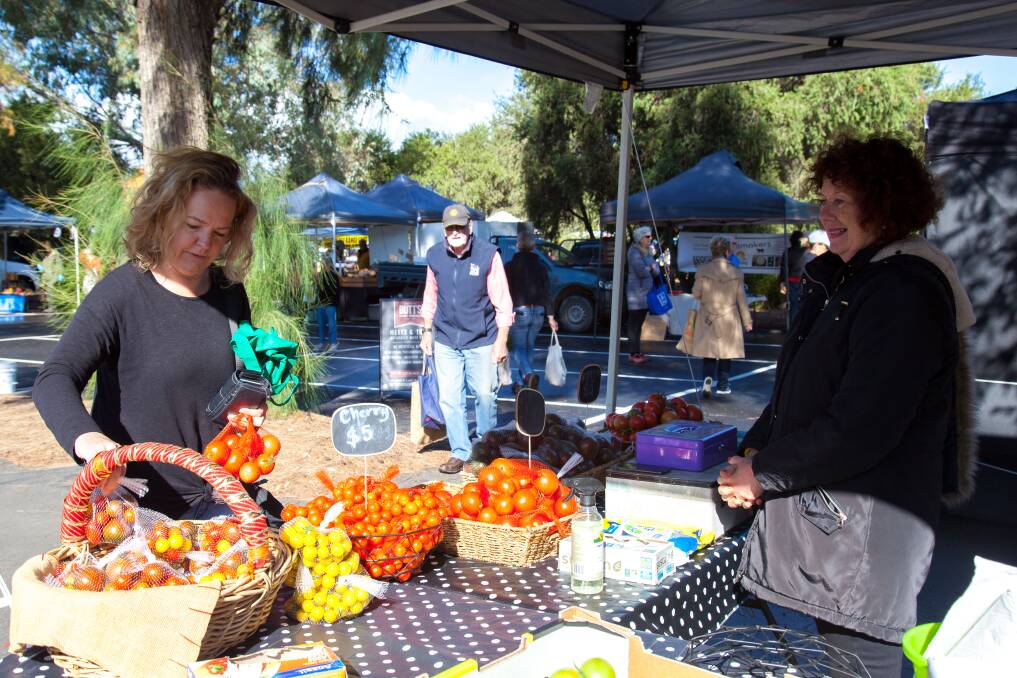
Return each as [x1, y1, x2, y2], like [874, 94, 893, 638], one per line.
[268, 0, 1017, 412]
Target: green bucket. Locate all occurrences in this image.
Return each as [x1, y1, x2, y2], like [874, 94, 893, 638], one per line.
[902, 622, 941, 678]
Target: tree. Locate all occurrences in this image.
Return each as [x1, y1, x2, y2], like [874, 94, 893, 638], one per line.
[0, 95, 71, 199]
[511, 72, 622, 239]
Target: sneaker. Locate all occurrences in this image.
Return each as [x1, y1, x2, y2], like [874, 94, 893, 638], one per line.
[438, 458, 465, 474]
[717, 381, 732, 395]
[628, 353, 647, 365]
[702, 376, 713, 398]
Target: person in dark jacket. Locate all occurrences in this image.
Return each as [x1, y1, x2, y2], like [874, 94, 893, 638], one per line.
[779, 230, 808, 322]
[625, 225, 659, 364]
[503, 230, 558, 393]
[33, 148, 271, 519]
[718, 136, 977, 677]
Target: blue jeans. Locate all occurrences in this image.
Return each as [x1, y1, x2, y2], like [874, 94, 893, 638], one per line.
[509, 305, 544, 384]
[316, 305, 337, 345]
[433, 341, 498, 461]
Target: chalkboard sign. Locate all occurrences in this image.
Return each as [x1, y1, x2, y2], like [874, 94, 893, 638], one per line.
[515, 388, 546, 437]
[379, 299, 425, 393]
[331, 403, 397, 456]
[577, 364, 602, 404]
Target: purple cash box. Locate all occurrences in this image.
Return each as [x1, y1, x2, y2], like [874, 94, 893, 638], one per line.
[635, 420, 738, 471]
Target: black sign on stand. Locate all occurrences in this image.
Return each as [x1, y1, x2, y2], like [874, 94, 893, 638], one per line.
[379, 298, 425, 394]
[331, 403, 397, 456]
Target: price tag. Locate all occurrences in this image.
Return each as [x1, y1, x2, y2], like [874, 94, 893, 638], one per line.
[331, 403, 397, 456]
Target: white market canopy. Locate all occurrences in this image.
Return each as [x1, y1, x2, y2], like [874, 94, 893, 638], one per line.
[268, 0, 1017, 412]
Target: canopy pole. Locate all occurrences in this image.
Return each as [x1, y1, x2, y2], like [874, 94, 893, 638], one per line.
[783, 221, 789, 332]
[2, 233, 8, 282]
[605, 85, 634, 414]
[331, 213, 338, 269]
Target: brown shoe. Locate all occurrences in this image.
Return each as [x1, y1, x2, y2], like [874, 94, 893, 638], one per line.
[438, 458, 465, 474]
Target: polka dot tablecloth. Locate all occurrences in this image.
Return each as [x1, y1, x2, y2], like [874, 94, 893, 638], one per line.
[0, 532, 745, 677]
[413, 531, 746, 640]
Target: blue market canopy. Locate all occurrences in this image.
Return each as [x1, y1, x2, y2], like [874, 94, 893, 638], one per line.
[300, 225, 368, 238]
[285, 173, 414, 227]
[365, 174, 483, 222]
[0, 189, 72, 231]
[600, 150, 817, 225]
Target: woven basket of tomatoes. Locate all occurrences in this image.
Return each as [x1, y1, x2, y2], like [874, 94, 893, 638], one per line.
[316, 467, 452, 582]
[9, 442, 296, 678]
[440, 458, 579, 567]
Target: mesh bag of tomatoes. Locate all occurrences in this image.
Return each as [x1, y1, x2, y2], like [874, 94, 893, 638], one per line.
[318, 467, 453, 582]
[202, 414, 282, 483]
[451, 458, 579, 528]
[280, 493, 338, 528]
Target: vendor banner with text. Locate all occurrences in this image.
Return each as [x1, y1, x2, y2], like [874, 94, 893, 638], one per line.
[379, 299, 425, 392]
[677, 232, 787, 274]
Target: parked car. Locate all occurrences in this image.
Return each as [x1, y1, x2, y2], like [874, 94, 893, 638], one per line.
[1, 259, 40, 290]
[491, 236, 612, 334]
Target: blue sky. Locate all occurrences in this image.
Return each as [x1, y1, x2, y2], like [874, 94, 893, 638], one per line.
[366, 48, 1016, 147]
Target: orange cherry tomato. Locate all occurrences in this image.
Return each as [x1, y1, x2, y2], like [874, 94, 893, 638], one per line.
[497, 477, 519, 496]
[224, 450, 246, 475]
[495, 514, 519, 527]
[477, 507, 498, 523]
[478, 466, 504, 491]
[460, 492, 482, 516]
[280, 505, 296, 522]
[534, 469, 560, 497]
[261, 432, 281, 456]
[553, 495, 579, 517]
[238, 461, 261, 484]
[450, 495, 463, 517]
[204, 441, 228, 465]
[255, 453, 276, 475]
[491, 458, 515, 477]
[512, 488, 539, 513]
[491, 494, 514, 516]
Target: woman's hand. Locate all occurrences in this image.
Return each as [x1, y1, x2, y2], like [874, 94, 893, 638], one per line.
[717, 455, 764, 509]
[548, 316, 559, 332]
[229, 406, 266, 429]
[74, 431, 124, 495]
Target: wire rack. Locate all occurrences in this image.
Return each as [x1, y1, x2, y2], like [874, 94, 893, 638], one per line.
[680, 626, 871, 677]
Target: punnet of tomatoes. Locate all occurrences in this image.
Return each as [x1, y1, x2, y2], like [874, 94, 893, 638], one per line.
[603, 392, 703, 445]
[202, 413, 281, 483]
[450, 458, 579, 530]
[307, 467, 453, 583]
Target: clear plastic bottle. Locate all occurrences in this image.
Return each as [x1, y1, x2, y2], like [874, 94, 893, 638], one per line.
[570, 481, 605, 595]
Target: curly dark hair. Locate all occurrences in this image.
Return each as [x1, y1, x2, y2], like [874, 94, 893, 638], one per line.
[809, 136, 942, 243]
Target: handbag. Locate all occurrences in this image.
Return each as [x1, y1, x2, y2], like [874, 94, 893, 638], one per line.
[417, 355, 445, 428]
[646, 276, 674, 315]
[544, 330, 567, 387]
[675, 308, 698, 354]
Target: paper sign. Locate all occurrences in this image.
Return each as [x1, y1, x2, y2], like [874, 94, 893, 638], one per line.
[331, 403, 397, 456]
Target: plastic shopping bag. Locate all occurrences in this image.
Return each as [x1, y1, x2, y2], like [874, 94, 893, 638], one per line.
[545, 331, 567, 387]
[418, 355, 445, 428]
[646, 278, 674, 315]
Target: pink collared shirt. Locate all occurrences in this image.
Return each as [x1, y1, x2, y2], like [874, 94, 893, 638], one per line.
[421, 243, 514, 328]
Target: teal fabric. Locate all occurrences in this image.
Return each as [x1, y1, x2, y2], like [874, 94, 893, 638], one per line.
[230, 322, 300, 405]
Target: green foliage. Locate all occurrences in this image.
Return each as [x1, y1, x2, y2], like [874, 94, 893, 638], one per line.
[0, 95, 72, 199]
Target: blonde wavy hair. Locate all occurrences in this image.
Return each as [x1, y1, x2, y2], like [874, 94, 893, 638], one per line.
[709, 236, 731, 258]
[125, 147, 257, 282]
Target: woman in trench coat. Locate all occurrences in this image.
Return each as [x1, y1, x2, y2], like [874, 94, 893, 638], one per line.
[690, 236, 752, 396]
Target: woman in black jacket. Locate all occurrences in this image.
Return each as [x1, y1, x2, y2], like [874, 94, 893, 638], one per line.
[718, 136, 977, 677]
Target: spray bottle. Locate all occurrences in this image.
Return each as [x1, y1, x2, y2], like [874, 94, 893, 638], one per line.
[564, 477, 605, 595]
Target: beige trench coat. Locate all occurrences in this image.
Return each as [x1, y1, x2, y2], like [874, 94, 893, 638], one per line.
[690, 258, 752, 359]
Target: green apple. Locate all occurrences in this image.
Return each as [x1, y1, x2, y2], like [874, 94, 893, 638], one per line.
[579, 657, 616, 678]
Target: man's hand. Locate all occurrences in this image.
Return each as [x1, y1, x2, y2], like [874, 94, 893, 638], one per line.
[717, 455, 764, 509]
[74, 431, 123, 495]
[419, 331, 433, 356]
[492, 339, 508, 364]
[548, 316, 559, 333]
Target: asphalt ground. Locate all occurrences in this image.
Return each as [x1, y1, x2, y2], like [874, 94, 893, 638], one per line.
[1, 312, 1015, 672]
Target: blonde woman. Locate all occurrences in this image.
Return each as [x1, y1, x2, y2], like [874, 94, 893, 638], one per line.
[625, 225, 659, 364]
[34, 147, 263, 519]
[691, 236, 752, 395]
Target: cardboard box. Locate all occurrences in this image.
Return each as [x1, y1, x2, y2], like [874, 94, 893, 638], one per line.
[422, 607, 715, 677]
[558, 535, 675, 586]
[188, 642, 346, 678]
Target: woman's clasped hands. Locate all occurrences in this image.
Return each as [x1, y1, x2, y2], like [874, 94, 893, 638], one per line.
[717, 453, 764, 510]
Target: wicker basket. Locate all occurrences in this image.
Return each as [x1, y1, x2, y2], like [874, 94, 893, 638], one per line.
[42, 442, 296, 677]
[440, 514, 574, 567]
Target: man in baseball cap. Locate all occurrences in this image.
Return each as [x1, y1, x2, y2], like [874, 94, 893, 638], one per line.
[421, 202, 513, 474]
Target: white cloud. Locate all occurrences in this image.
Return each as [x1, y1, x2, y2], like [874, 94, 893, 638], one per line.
[361, 91, 497, 147]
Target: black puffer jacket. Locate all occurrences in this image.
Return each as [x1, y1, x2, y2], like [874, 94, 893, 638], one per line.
[738, 243, 962, 643]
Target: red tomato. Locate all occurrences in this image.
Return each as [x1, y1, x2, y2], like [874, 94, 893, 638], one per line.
[238, 461, 261, 483]
[478, 466, 504, 491]
[497, 477, 519, 496]
[534, 469, 560, 497]
[261, 432, 281, 456]
[554, 495, 579, 517]
[204, 441, 228, 465]
[460, 492, 482, 516]
[491, 494, 514, 516]
[450, 495, 464, 517]
[224, 450, 246, 475]
[512, 488, 539, 513]
[477, 507, 498, 523]
[255, 453, 276, 475]
[686, 404, 704, 421]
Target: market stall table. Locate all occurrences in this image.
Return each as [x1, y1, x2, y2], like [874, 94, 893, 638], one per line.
[0, 576, 693, 678]
[414, 531, 746, 640]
